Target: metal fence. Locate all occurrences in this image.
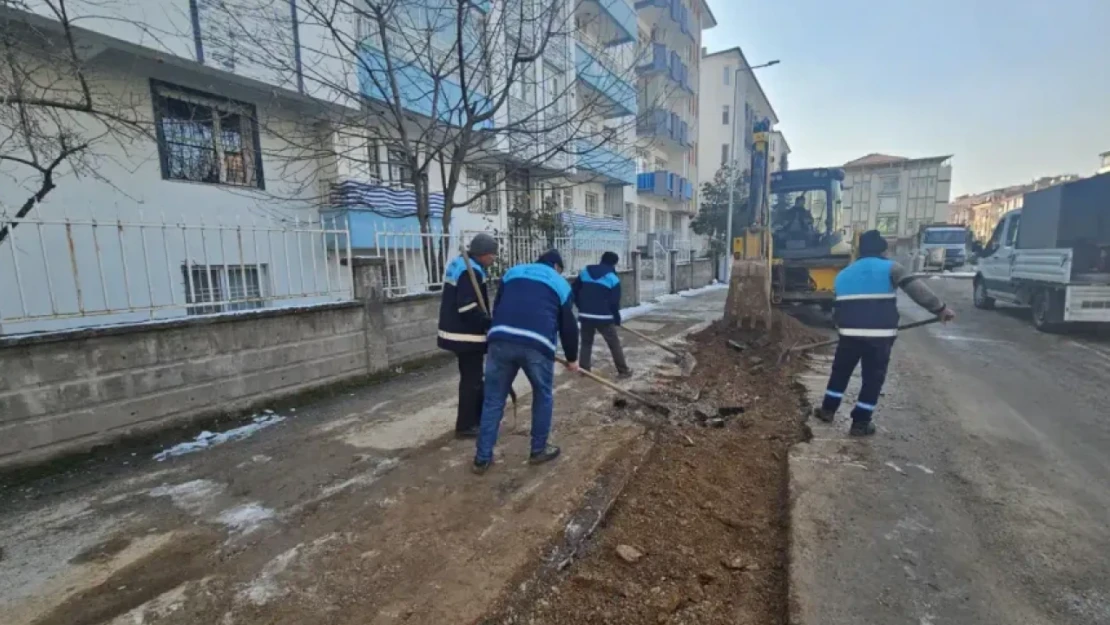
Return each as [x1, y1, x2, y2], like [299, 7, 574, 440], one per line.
[0, 212, 352, 335]
[369, 229, 634, 297]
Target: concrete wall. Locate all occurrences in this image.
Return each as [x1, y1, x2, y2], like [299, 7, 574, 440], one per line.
[673, 258, 715, 292]
[0, 257, 444, 470]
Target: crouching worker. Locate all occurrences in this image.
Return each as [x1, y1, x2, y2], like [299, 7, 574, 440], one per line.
[473, 250, 580, 474]
[438, 233, 498, 439]
[814, 230, 955, 436]
[572, 251, 631, 378]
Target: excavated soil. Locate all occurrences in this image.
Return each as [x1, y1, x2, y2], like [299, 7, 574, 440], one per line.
[497, 312, 821, 625]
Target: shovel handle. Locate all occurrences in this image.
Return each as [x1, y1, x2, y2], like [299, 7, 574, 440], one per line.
[618, 325, 683, 357]
[787, 317, 942, 354]
[555, 357, 670, 415]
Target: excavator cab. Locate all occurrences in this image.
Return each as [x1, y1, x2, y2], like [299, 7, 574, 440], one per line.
[767, 168, 852, 307]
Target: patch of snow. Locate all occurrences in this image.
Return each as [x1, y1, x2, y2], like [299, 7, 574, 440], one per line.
[216, 503, 276, 535]
[241, 546, 301, 606]
[148, 479, 225, 516]
[884, 461, 906, 474]
[909, 463, 935, 475]
[153, 413, 287, 461]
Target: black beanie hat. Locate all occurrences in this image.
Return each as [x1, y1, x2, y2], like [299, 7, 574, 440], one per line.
[600, 251, 619, 266]
[858, 230, 888, 257]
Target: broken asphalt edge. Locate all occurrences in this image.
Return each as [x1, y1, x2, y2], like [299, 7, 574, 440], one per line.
[785, 359, 827, 625]
[478, 426, 658, 625]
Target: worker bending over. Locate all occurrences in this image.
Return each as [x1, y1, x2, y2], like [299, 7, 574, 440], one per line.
[473, 250, 579, 473]
[437, 233, 497, 438]
[814, 230, 955, 436]
[572, 251, 632, 378]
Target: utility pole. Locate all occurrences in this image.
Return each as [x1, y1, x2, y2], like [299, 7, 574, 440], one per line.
[724, 60, 779, 281]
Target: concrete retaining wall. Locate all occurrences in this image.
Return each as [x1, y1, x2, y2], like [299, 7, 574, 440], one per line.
[0, 257, 441, 470]
[673, 257, 717, 292]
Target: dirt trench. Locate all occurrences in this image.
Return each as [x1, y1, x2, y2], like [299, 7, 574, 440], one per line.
[486, 313, 821, 625]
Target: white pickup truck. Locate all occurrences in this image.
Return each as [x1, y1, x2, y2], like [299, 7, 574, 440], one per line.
[973, 174, 1110, 331]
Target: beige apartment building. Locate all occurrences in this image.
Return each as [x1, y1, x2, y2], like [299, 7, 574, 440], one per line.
[840, 153, 953, 252]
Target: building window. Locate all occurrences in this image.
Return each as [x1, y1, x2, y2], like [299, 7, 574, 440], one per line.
[637, 204, 650, 232]
[722, 105, 729, 125]
[654, 157, 667, 170]
[183, 264, 267, 315]
[585, 192, 600, 216]
[563, 188, 573, 211]
[880, 175, 900, 194]
[467, 168, 500, 214]
[367, 139, 381, 181]
[723, 65, 730, 85]
[721, 144, 729, 166]
[388, 147, 411, 185]
[152, 81, 262, 188]
[876, 215, 899, 236]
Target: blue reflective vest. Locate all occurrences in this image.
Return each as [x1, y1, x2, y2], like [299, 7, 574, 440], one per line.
[437, 255, 489, 353]
[833, 256, 898, 337]
[489, 263, 579, 360]
[572, 264, 622, 324]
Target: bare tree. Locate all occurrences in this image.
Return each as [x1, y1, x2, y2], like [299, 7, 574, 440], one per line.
[192, 0, 684, 278]
[0, 0, 148, 244]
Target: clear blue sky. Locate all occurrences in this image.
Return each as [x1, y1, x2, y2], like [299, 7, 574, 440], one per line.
[701, 0, 1110, 196]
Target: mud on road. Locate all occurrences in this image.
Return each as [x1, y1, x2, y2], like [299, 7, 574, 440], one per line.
[492, 314, 819, 625]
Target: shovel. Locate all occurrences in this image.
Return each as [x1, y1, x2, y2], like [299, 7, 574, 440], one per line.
[775, 317, 942, 367]
[618, 325, 696, 375]
[459, 247, 519, 424]
[555, 357, 671, 417]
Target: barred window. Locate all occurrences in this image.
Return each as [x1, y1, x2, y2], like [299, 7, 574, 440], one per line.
[152, 81, 262, 188]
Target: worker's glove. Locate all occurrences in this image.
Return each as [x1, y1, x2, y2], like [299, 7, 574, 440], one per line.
[939, 306, 956, 323]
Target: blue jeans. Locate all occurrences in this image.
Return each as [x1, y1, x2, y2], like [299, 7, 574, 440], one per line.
[475, 341, 555, 463]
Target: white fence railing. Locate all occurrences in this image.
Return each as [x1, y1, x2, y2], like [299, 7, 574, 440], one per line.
[0, 212, 352, 335]
[370, 229, 634, 297]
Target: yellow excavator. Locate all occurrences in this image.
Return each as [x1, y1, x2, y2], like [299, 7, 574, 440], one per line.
[725, 126, 858, 327]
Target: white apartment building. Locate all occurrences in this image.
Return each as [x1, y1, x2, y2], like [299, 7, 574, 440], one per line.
[696, 47, 778, 185]
[0, 0, 667, 333]
[624, 0, 716, 254]
[840, 153, 953, 254]
[1098, 151, 1110, 175]
[769, 130, 790, 173]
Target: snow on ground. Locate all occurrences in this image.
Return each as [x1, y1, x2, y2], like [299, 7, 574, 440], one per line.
[153, 413, 287, 461]
[623, 281, 726, 321]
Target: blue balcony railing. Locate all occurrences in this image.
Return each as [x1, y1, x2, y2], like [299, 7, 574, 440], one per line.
[358, 44, 493, 128]
[638, 109, 690, 149]
[577, 138, 636, 185]
[638, 171, 691, 200]
[637, 43, 667, 75]
[586, 0, 637, 46]
[575, 41, 638, 118]
[634, 0, 694, 42]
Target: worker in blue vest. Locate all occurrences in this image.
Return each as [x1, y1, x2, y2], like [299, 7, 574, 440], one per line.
[473, 250, 579, 474]
[813, 230, 955, 436]
[572, 251, 632, 378]
[437, 233, 498, 439]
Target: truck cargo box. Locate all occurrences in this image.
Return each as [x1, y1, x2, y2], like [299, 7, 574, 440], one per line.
[1018, 173, 1110, 250]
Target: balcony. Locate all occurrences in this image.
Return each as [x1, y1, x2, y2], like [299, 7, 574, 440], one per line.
[575, 41, 638, 118]
[322, 180, 445, 250]
[576, 139, 636, 185]
[634, 0, 694, 43]
[638, 44, 693, 95]
[637, 171, 690, 202]
[637, 109, 691, 150]
[577, 0, 637, 47]
[357, 44, 493, 128]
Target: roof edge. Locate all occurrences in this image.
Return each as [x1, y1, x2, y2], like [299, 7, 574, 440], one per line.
[700, 46, 778, 125]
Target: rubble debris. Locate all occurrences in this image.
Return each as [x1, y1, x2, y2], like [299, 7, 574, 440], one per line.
[717, 406, 745, 417]
[616, 544, 645, 563]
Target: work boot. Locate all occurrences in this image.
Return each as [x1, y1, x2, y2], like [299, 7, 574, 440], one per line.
[812, 407, 835, 423]
[472, 458, 493, 475]
[617, 369, 634, 380]
[455, 426, 479, 439]
[529, 445, 561, 465]
[848, 421, 877, 437]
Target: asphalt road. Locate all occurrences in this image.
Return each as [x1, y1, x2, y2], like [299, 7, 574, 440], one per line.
[791, 277, 1110, 625]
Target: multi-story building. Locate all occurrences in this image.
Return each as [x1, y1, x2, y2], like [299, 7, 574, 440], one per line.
[696, 47, 778, 184]
[840, 153, 953, 254]
[959, 175, 1081, 242]
[626, 0, 716, 251]
[769, 130, 790, 173]
[1098, 151, 1110, 175]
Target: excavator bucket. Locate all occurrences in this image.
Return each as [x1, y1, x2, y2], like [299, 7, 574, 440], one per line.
[724, 257, 772, 330]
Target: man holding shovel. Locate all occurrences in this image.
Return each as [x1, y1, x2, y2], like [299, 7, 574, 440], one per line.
[572, 251, 632, 379]
[814, 230, 955, 436]
[437, 233, 499, 439]
[473, 250, 579, 474]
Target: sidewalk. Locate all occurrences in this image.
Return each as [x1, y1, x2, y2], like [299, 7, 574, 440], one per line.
[0, 288, 727, 625]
